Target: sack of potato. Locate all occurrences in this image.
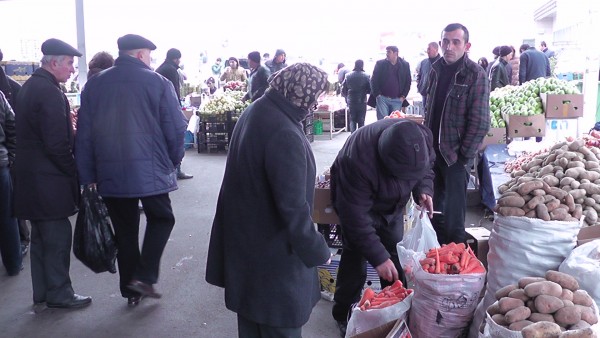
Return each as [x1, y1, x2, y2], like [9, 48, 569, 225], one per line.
[468, 215, 580, 338]
[484, 270, 599, 338]
[559, 240, 600, 310]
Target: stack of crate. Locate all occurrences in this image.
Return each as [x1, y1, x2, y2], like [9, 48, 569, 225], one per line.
[197, 111, 240, 153]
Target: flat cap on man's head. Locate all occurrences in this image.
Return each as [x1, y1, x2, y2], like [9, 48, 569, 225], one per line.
[117, 34, 157, 51]
[41, 38, 82, 57]
[166, 48, 181, 60]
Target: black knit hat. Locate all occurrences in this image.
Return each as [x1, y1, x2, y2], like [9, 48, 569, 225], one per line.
[166, 48, 181, 60]
[492, 46, 501, 57]
[499, 45, 512, 57]
[378, 120, 431, 179]
[41, 38, 82, 57]
[248, 51, 261, 63]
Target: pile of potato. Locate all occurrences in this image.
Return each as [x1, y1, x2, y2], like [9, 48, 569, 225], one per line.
[487, 270, 598, 337]
[496, 140, 600, 225]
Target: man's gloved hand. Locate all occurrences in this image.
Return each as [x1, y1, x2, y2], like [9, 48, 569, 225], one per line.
[375, 259, 398, 282]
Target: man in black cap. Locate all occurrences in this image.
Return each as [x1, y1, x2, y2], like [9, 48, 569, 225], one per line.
[14, 38, 92, 309]
[156, 48, 193, 180]
[330, 119, 435, 335]
[265, 49, 287, 74]
[242, 51, 270, 102]
[75, 34, 187, 307]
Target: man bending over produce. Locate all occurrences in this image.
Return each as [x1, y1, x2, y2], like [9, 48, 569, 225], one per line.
[330, 118, 435, 336]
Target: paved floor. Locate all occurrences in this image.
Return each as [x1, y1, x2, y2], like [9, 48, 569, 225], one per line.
[0, 110, 492, 338]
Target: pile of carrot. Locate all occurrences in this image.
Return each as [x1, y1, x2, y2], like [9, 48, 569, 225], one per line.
[358, 280, 413, 311]
[419, 242, 486, 275]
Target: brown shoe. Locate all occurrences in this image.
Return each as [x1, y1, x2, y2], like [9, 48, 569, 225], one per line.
[127, 280, 161, 299]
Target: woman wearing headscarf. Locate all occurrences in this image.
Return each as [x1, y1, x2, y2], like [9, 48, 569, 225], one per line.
[206, 63, 332, 338]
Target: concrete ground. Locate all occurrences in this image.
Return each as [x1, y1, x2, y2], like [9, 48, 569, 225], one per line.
[0, 110, 492, 338]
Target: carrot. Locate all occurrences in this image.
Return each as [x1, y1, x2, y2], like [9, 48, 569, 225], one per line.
[389, 280, 404, 291]
[463, 251, 471, 269]
[369, 298, 402, 309]
[358, 288, 375, 306]
[435, 248, 441, 274]
[460, 259, 483, 274]
[421, 264, 430, 271]
[439, 252, 459, 264]
[419, 257, 436, 265]
[428, 266, 435, 273]
[436, 242, 457, 254]
[451, 263, 462, 274]
[460, 250, 468, 268]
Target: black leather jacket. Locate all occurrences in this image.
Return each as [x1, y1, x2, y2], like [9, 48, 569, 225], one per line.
[0, 91, 16, 167]
[342, 70, 371, 104]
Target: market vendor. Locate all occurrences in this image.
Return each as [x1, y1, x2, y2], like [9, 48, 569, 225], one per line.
[220, 56, 247, 84]
[330, 118, 435, 336]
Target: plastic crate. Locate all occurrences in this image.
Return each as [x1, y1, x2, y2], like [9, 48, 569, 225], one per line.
[201, 122, 228, 133]
[199, 132, 228, 143]
[197, 142, 228, 153]
[199, 114, 228, 123]
[317, 223, 342, 248]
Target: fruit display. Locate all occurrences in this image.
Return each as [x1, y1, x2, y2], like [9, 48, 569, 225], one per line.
[199, 90, 249, 116]
[487, 270, 598, 335]
[223, 80, 245, 91]
[489, 78, 581, 128]
[495, 139, 600, 225]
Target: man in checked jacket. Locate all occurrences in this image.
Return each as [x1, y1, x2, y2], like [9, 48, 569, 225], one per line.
[424, 23, 490, 245]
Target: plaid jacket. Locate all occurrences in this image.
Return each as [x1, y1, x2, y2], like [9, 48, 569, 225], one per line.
[424, 56, 490, 166]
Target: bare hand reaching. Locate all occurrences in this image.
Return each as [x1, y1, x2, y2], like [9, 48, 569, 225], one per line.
[375, 259, 398, 282]
[419, 193, 434, 219]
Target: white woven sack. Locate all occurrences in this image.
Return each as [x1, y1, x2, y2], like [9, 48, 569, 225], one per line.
[559, 238, 600, 307]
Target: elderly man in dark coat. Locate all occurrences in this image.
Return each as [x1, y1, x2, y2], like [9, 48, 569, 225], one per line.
[75, 34, 187, 307]
[330, 118, 435, 335]
[14, 38, 91, 309]
[206, 63, 332, 337]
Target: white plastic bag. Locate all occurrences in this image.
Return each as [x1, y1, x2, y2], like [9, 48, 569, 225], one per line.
[469, 216, 581, 338]
[398, 214, 440, 254]
[559, 239, 600, 307]
[398, 244, 485, 338]
[345, 293, 413, 338]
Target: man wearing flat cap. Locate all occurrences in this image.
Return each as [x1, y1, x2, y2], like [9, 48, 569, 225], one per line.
[14, 38, 92, 309]
[489, 45, 511, 92]
[156, 48, 193, 180]
[75, 34, 187, 307]
[330, 119, 435, 335]
[242, 51, 270, 102]
[265, 49, 287, 74]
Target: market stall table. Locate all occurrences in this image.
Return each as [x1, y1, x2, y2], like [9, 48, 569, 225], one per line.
[313, 97, 347, 140]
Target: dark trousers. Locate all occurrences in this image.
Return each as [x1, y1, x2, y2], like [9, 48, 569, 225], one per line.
[103, 193, 175, 298]
[0, 166, 22, 274]
[237, 314, 302, 338]
[331, 216, 406, 322]
[347, 103, 367, 133]
[30, 218, 74, 303]
[431, 156, 470, 245]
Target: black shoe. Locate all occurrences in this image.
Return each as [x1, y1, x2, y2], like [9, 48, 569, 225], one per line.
[177, 171, 193, 180]
[336, 320, 347, 337]
[47, 294, 92, 309]
[21, 243, 29, 256]
[127, 280, 162, 299]
[127, 295, 145, 307]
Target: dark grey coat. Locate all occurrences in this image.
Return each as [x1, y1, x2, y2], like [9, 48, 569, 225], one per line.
[14, 68, 79, 220]
[205, 88, 330, 328]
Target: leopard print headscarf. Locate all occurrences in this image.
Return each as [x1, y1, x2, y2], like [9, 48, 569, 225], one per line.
[268, 63, 329, 111]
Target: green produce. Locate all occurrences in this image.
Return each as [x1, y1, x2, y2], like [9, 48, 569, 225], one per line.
[199, 90, 250, 116]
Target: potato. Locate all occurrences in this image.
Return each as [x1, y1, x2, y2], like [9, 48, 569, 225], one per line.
[498, 195, 527, 208]
[532, 189, 547, 196]
[568, 320, 591, 330]
[583, 209, 599, 224]
[499, 297, 525, 314]
[519, 277, 547, 289]
[573, 205, 583, 220]
[496, 284, 519, 300]
[584, 197, 596, 207]
[487, 301, 501, 316]
[552, 141, 568, 151]
[513, 170, 527, 178]
[581, 179, 592, 184]
[558, 327, 595, 338]
[571, 180, 581, 190]
[498, 207, 526, 217]
[524, 159, 544, 171]
[519, 180, 545, 195]
[565, 194, 576, 212]
[585, 161, 600, 170]
[556, 171, 565, 180]
[537, 203, 552, 221]
[499, 184, 510, 194]
[509, 320, 534, 331]
[524, 281, 563, 298]
[521, 321, 562, 338]
[492, 313, 509, 326]
[567, 161, 586, 169]
[563, 300, 575, 307]
[554, 306, 582, 327]
[529, 312, 556, 323]
[543, 175, 560, 187]
[561, 289, 574, 302]
[506, 306, 532, 324]
[550, 187, 569, 200]
[551, 208, 569, 221]
[576, 198, 586, 205]
[569, 189, 587, 200]
[535, 294, 565, 314]
[578, 305, 598, 325]
[581, 170, 600, 181]
[546, 198, 562, 212]
[527, 300, 537, 313]
[569, 140, 584, 151]
[580, 182, 600, 196]
[565, 167, 586, 179]
[560, 177, 576, 187]
[528, 195, 546, 209]
[545, 271, 580, 291]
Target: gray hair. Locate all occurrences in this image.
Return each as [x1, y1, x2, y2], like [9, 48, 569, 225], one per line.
[41, 55, 68, 66]
[121, 49, 145, 57]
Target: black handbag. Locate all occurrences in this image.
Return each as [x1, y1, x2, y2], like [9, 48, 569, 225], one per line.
[73, 186, 117, 273]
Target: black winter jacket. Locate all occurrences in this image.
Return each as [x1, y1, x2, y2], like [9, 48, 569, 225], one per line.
[368, 57, 411, 107]
[156, 59, 181, 101]
[342, 70, 371, 105]
[0, 91, 16, 167]
[243, 65, 270, 101]
[331, 119, 435, 267]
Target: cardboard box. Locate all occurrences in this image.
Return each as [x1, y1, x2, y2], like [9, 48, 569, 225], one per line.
[386, 320, 412, 338]
[577, 225, 600, 246]
[312, 187, 340, 225]
[351, 319, 398, 338]
[465, 227, 490, 269]
[479, 127, 507, 151]
[541, 93, 584, 118]
[507, 114, 546, 138]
